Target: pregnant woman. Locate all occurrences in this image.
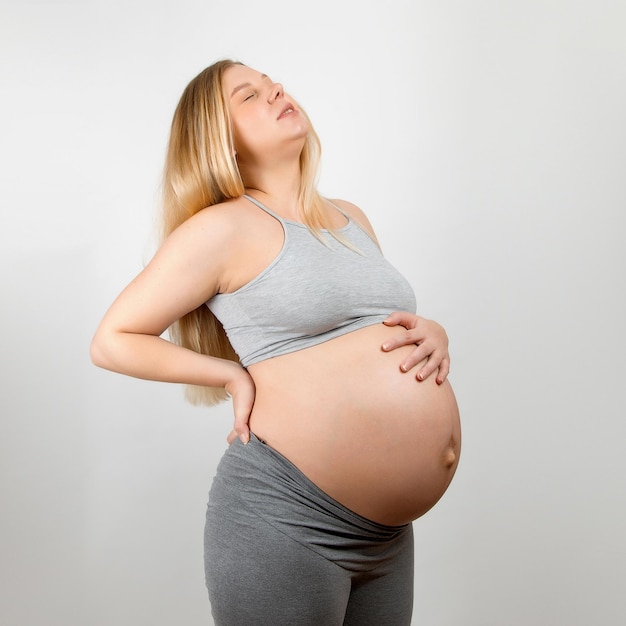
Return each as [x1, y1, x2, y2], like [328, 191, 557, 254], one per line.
[91, 60, 461, 625]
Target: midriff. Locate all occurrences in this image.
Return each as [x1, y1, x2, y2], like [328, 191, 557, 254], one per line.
[247, 322, 461, 526]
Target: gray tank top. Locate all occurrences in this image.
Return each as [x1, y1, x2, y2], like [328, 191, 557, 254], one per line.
[206, 195, 417, 367]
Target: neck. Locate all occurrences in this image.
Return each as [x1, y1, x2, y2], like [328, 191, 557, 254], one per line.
[240, 158, 304, 219]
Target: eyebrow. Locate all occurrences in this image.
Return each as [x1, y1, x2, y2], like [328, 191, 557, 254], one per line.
[230, 74, 269, 98]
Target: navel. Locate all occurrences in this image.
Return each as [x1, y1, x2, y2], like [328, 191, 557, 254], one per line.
[442, 448, 456, 468]
[442, 435, 457, 468]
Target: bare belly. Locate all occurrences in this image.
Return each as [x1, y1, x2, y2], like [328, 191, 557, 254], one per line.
[247, 323, 461, 526]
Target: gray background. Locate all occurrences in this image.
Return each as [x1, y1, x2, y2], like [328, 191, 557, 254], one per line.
[1, 0, 624, 624]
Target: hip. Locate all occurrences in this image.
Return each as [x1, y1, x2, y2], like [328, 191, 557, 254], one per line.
[206, 433, 413, 570]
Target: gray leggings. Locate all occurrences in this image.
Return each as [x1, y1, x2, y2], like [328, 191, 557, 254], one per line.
[204, 434, 414, 625]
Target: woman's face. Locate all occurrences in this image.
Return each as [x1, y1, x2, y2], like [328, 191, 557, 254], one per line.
[222, 64, 309, 163]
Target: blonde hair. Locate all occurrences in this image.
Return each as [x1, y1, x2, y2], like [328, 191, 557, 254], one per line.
[162, 59, 331, 405]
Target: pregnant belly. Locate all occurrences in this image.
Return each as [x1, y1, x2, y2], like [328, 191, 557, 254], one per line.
[247, 324, 461, 526]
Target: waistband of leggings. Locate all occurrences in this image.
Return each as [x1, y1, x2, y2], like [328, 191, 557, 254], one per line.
[220, 431, 410, 538]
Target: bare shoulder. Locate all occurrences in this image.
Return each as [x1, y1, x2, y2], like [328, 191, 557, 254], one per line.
[149, 197, 252, 295]
[328, 198, 380, 244]
[177, 196, 249, 238]
[162, 196, 254, 260]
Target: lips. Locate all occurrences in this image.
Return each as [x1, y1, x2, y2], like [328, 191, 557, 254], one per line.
[277, 102, 296, 120]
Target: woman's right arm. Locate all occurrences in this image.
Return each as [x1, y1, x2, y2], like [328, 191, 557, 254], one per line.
[90, 208, 255, 440]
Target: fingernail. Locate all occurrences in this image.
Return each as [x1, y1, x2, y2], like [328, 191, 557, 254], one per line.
[382, 342, 390, 350]
[240, 433, 249, 444]
[400, 363, 409, 372]
[417, 372, 424, 380]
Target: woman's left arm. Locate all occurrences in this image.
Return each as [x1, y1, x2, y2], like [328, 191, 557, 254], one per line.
[381, 311, 450, 384]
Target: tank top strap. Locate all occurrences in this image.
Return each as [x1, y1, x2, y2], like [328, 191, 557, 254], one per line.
[325, 198, 380, 247]
[244, 194, 354, 225]
[324, 198, 352, 223]
[242, 194, 286, 224]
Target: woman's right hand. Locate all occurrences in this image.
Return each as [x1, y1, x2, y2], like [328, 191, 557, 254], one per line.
[224, 366, 256, 445]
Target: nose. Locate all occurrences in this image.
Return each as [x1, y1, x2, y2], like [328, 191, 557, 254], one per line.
[268, 82, 284, 103]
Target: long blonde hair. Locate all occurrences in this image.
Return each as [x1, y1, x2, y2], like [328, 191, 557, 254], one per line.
[162, 59, 329, 405]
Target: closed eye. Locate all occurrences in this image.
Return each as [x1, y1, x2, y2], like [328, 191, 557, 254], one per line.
[243, 92, 255, 102]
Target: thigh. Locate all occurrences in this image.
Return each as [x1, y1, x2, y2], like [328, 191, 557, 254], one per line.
[205, 497, 350, 626]
[343, 526, 415, 626]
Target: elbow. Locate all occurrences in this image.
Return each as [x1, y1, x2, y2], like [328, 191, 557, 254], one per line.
[90, 335, 105, 369]
[90, 329, 113, 370]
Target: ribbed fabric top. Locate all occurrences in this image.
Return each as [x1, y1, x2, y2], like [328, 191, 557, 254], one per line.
[206, 195, 417, 366]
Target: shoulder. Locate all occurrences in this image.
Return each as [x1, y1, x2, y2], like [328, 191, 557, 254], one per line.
[150, 196, 261, 299]
[166, 196, 257, 251]
[158, 196, 255, 271]
[183, 196, 250, 233]
[327, 198, 380, 245]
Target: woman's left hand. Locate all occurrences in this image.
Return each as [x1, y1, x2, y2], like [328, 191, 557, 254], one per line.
[381, 312, 450, 384]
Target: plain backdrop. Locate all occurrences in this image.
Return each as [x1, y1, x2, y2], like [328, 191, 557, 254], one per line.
[1, 1, 624, 624]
